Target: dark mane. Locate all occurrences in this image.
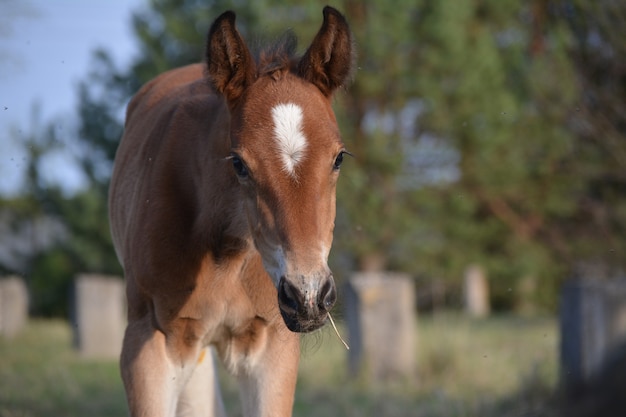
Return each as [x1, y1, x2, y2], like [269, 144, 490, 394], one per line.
[254, 30, 299, 77]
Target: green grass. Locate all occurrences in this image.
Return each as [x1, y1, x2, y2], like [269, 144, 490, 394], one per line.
[293, 312, 558, 417]
[0, 313, 558, 417]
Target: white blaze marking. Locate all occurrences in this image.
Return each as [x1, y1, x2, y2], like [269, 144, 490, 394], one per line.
[271, 103, 307, 176]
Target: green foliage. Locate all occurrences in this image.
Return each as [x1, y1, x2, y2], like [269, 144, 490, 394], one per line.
[334, 0, 625, 311]
[328, 1, 579, 311]
[28, 248, 75, 317]
[398, 0, 582, 302]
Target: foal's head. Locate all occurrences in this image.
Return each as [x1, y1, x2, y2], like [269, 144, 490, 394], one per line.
[206, 7, 354, 332]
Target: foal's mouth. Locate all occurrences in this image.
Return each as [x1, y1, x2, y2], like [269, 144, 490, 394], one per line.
[279, 308, 329, 333]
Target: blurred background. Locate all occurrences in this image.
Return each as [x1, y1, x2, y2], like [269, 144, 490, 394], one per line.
[0, 0, 625, 416]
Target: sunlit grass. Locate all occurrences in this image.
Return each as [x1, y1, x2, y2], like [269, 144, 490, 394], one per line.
[0, 314, 558, 417]
[292, 312, 558, 417]
[418, 313, 557, 396]
[0, 320, 126, 417]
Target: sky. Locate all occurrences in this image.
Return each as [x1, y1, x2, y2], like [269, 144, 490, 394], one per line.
[0, 0, 144, 196]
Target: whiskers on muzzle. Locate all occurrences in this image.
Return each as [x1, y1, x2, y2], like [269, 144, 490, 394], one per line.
[298, 312, 349, 355]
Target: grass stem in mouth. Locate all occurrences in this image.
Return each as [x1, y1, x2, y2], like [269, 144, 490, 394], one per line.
[328, 312, 349, 350]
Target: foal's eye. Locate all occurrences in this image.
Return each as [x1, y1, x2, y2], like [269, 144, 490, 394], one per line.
[230, 155, 248, 178]
[333, 151, 349, 171]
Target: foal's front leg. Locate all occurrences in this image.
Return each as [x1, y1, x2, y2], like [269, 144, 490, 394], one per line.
[240, 328, 300, 417]
[221, 318, 300, 417]
[121, 315, 182, 417]
[176, 347, 227, 417]
[121, 313, 210, 417]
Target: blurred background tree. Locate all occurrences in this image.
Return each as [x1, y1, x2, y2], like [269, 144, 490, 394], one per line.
[2, 0, 624, 316]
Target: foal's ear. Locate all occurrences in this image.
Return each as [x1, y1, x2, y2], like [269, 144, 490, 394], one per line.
[206, 11, 256, 106]
[297, 6, 355, 97]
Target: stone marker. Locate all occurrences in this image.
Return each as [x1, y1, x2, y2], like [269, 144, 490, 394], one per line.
[73, 274, 125, 358]
[560, 277, 626, 393]
[0, 276, 29, 338]
[344, 272, 416, 381]
[462, 265, 490, 318]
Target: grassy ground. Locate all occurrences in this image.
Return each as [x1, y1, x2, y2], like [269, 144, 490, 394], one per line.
[0, 313, 558, 417]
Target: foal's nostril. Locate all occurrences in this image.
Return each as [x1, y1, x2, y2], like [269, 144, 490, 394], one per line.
[318, 278, 337, 313]
[278, 278, 300, 314]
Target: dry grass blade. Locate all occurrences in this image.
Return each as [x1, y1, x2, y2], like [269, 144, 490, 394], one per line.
[327, 312, 350, 350]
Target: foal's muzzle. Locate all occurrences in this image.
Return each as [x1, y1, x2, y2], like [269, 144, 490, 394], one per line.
[277, 275, 337, 333]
